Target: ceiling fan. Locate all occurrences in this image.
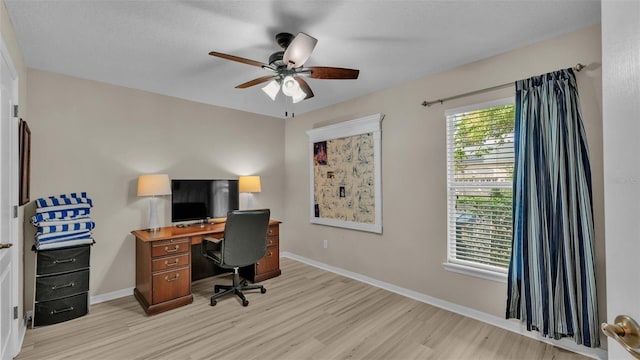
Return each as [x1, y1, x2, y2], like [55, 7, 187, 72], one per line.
[209, 32, 359, 103]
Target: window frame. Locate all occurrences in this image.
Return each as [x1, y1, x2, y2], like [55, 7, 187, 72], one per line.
[443, 97, 515, 283]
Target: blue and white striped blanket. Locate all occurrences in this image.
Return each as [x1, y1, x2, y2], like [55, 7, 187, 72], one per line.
[34, 230, 94, 250]
[36, 192, 92, 208]
[35, 218, 95, 235]
[32, 205, 91, 223]
[31, 192, 95, 250]
[35, 238, 94, 250]
[32, 192, 93, 222]
[36, 229, 91, 243]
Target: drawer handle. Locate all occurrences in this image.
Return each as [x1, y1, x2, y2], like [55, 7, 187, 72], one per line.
[52, 282, 75, 290]
[53, 258, 76, 264]
[268, 230, 273, 235]
[267, 251, 273, 257]
[164, 273, 180, 282]
[165, 259, 180, 267]
[164, 245, 180, 253]
[268, 240, 273, 245]
[51, 306, 74, 315]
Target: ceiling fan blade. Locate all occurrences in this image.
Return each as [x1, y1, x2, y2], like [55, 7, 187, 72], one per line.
[307, 66, 360, 79]
[283, 32, 317, 69]
[209, 51, 269, 68]
[235, 75, 278, 89]
[295, 77, 315, 100]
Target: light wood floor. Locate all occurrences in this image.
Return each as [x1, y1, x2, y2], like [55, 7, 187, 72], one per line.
[17, 258, 589, 360]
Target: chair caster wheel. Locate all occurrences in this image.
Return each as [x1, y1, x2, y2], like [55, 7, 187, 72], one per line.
[211, 299, 217, 306]
[260, 288, 267, 294]
[242, 300, 249, 307]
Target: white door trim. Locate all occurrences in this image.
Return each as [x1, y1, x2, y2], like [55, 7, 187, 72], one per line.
[0, 30, 21, 360]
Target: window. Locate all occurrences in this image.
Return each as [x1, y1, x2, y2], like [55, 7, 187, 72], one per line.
[444, 99, 515, 282]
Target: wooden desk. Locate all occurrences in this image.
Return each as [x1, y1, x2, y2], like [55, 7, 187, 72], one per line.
[131, 220, 281, 315]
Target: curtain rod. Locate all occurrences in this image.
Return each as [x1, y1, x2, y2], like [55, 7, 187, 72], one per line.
[420, 63, 585, 107]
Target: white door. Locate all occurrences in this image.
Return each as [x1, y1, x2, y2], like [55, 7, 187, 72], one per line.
[0, 37, 19, 360]
[602, 1, 640, 359]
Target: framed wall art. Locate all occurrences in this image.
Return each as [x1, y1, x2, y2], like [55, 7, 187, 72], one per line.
[306, 113, 383, 233]
[19, 118, 31, 205]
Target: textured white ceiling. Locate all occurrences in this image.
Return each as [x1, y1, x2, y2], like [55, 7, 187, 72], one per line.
[5, 0, 600, 119]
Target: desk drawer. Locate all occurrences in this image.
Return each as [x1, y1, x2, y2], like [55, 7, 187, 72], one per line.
[256, 247, 279, 275]
[152, 253, 189, 272]
[151, 238, 190, 257]
[152, 267, 190, 304]
[34, 292, 88, 327]
[36, 269, 89, 302]
[266, 235, 279, 247]
[266, 226, 279, 237]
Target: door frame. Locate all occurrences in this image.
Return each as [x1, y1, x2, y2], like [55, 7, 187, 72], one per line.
[0, 31, 21, 359]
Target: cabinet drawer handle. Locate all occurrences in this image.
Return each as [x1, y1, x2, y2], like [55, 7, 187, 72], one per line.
[164, 245, 180, 253]
[268, 230, 273, 235]
[164, 273, 180, 282]
[53, 258, 76, 264]
[267, 252, 273, 257]
[51, 306, 74, 315]
[52, 282, 75, 290]
[268, 239, 273, 245]
[165, 258, 180, 267]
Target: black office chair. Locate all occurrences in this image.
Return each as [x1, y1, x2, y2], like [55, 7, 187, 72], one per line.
[201, 209, 270, 306]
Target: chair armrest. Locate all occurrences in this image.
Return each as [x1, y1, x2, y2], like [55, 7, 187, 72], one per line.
[204, 237, 222, 244]
[201, 237, 223, 259]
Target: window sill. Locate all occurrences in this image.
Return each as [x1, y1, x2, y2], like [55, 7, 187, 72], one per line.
[443, 262, 507, 283]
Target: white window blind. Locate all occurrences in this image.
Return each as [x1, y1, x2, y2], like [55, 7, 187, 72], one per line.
[445, 99, 515, 278]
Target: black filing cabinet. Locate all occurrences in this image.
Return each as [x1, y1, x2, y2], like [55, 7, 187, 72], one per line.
[32, 245, 91, 327]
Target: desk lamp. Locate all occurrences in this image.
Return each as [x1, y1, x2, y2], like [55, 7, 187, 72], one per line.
[239, 175, 261, 209]
[137, 174, 171, 231]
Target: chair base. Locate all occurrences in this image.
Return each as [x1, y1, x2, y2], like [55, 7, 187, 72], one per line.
[210, 267, 266, 307]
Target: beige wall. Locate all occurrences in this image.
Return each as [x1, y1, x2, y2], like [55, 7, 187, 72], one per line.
[25, 69, 285, 298]
[284, 25, 605, 326]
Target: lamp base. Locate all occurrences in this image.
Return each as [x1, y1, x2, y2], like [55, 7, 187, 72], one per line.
[148, 197, 160, 231]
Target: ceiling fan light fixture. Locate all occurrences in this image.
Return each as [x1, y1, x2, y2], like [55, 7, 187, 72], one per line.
[281, 75, 306, 103]
[262, 80, 280, 101]
[281, 76, 299, 97]
[291, 87, 307, 103]
[283, 32, 317, 69]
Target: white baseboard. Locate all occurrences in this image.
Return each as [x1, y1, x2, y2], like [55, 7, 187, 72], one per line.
[90, 287, 134, 305]
[281, 252, 607, 360]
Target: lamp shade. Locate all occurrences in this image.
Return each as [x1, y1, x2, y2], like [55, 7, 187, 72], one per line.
[239, 176, 261, 193]
[137, 174, 171, 197]
[291, 85, 307, 103]
[262, 80, 280, 101]
[281, 76, 299, 97]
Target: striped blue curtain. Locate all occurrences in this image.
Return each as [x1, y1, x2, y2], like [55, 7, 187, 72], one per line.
[506, 68, 599, 348]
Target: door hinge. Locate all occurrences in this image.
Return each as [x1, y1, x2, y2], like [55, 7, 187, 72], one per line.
[13, 306, 18, 320]
[13, 105, 18, 118]
[13, 205, 18, 218]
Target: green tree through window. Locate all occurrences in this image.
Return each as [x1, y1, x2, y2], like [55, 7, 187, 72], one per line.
[446, 101, 515, 272]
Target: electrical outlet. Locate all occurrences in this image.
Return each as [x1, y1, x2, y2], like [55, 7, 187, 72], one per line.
[323, 239, 328, 249]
